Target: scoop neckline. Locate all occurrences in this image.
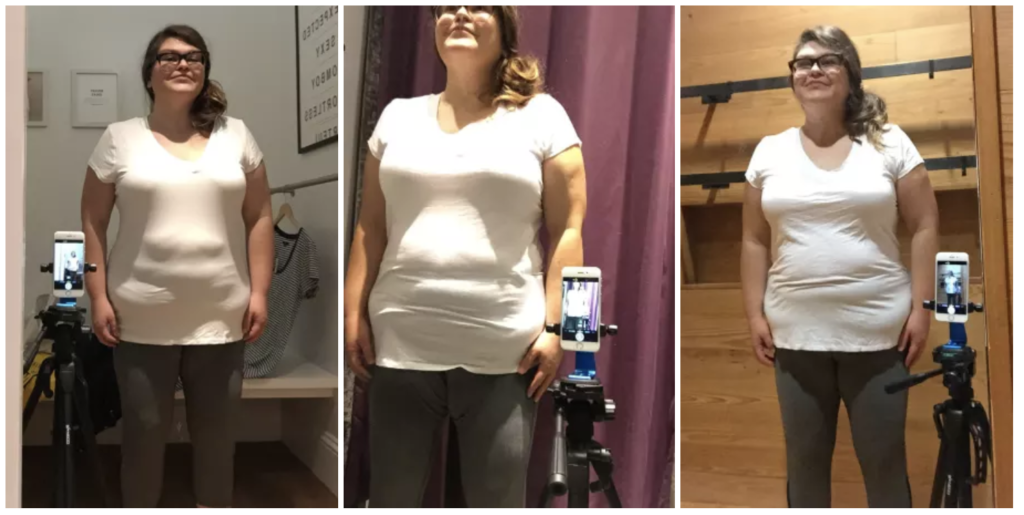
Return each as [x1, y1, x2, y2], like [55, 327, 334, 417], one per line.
[429, 93, 508, 136]
[142, 116, 214, 164]
[794, 127, 855, 173]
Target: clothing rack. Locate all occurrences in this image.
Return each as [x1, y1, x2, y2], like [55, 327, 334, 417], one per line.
[680, 55, 973, 104]
[269, 173, 338, 195]
[680, 155, 978, 189]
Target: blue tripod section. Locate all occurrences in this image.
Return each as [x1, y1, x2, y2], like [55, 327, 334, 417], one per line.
[946, 322, 967, 347]
[569, 352, 597, 381]
[55, 297, 78, 309]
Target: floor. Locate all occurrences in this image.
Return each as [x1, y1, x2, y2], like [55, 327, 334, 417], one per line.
[21, 442, 338, 508]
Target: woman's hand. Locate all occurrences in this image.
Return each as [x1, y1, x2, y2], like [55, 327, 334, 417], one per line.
[518, 332, 564, 402]
[898, 307, 931, 368]
[242, 293, 268, 343]
[749, 316, 775, 366]
[344, 315, 376, 381]
[91, 297, 120, 347]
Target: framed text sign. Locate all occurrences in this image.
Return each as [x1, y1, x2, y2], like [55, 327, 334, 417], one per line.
[295, 5, 339, 154]
[71, 70, 118, 128]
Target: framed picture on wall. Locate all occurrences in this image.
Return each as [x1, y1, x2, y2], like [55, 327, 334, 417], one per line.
[71, 70, 118, 128]
[295, 5, 339, 154]
[27, 70, 47, 127]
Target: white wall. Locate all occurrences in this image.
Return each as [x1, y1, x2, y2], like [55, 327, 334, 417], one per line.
[341, 3, 367, 461]
[7, 6, 28, 508]
[24, 5, 338, 491]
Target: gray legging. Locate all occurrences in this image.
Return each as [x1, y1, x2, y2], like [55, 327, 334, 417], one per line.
[774, 347, 911, 508]
[368, 366, 537, 507]
[114, 341, 244, 508]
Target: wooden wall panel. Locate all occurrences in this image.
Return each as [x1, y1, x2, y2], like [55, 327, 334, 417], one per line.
[970, 6, 1013, 506]
[680, 6, 972, 86]
[995, 6, 1012, 298]
[680, 286, 993, 508]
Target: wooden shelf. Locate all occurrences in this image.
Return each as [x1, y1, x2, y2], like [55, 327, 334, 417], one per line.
[680, 167, 979, 207]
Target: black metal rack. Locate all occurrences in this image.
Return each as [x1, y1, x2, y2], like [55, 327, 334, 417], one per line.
[680, 55, 973, 104]
[681, 155, 978, 189]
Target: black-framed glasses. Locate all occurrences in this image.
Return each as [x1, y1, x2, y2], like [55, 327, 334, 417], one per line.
[788, 53, 845, 74]
[156, 51, 207, 68]
[432, 6, 495, 18]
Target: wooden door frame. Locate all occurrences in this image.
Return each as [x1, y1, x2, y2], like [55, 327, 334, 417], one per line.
[969, 5, 1013, 508]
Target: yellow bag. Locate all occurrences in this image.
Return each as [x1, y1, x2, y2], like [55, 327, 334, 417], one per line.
[23, 351, 54, 410]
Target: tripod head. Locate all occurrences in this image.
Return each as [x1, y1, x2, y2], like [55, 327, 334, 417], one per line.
[884, 301, 982, 397]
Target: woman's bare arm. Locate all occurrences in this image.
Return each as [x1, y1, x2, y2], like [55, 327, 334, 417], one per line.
[344, 154, 388, 321]
[896, 165, 939, 310]
[542, 146, 587, 326]
[81, 167, 115, 302]
[740, 183, 772, 322]
[242, 161, 274, 298]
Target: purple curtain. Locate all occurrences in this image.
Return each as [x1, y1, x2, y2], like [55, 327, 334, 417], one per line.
[352, 6, 676, 508]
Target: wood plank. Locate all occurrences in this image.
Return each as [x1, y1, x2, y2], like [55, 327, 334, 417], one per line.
[995, 6, 1012, 92]
[969, 6, 1013, 507]
[680, 6, 971, 74]
[680, 209, 695, 283]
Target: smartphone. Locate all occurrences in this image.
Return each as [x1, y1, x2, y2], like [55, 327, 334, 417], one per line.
[935, 252, 969, 323]
[53, 231, 86, 298]
[560, 267, 601, 352]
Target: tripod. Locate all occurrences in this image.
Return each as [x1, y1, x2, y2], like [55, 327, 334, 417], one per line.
[23, 262, 113, 508]
[884, 300, 991, 508]
[537, 323, 622, 508]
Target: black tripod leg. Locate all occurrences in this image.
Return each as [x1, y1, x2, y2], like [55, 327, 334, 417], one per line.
[953, 409, 973, 508]
[567, 448, 590, 508]
[71, 363, 114, 507]
[55, 365, 76, 508]
[591, 457, 622, 508]
[930, 404, 947, 508]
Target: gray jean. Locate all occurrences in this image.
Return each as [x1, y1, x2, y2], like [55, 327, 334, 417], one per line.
[114, 341, 244, 508]
[368, 366, 537, 507]
[774, 347, 911, 508]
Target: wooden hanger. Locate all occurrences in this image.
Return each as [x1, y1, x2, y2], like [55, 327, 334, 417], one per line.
[274, 192, 301, 230]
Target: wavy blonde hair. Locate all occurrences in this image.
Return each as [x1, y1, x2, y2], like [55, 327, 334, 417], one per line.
[432, 6, 544, 109]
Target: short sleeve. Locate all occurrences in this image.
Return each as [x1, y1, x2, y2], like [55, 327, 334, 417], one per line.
[884, 125, 925, 180]
[745, 136, 772, 189]
[367, 101, 395, 160]
[86, 126, 118, 183]
[536, 95, 582, 161]
[240, 121, 264, 174]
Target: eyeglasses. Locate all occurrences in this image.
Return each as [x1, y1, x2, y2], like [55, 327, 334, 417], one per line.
[433, 6, 495, 18]
[788, 53, 845, 74]
[156, 51, 207, 69]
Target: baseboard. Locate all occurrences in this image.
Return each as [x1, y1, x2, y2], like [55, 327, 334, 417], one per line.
[310, 432, 339, 496]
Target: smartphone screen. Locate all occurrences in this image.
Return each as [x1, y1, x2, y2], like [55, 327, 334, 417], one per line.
[936, 259, 968, 315]
[561, 276, 600, 344]
[54, 238, 85, 294]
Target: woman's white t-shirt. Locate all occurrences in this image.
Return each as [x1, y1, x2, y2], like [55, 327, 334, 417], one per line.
[746, 125, 924, 352]
[367, 93, 581, 374]
[87, 115, 264, 345]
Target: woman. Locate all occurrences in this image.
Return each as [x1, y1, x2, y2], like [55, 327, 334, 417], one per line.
[80, 24, 273, 508]
[64, 250, 81, 283]
[344, 6, 587, 508]
[740, 26, 939, 508]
